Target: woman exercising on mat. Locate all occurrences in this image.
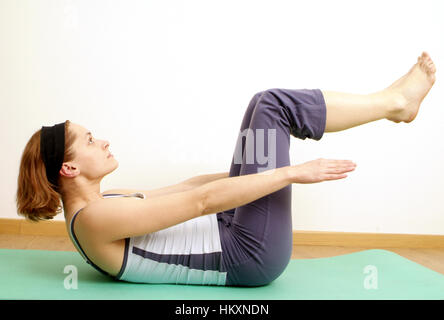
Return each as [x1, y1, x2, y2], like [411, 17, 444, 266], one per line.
[16, 52, 436, 286]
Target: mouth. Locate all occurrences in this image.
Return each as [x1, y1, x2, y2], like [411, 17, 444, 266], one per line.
[107, 153, 113, 158]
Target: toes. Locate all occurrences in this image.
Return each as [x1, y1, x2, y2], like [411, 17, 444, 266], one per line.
[429, 64, 436, 74]
[421, 52, 434, 64]
[425, 60, 436, 74]
[419, 52, 432, 63]
[415, 52, 436, 75]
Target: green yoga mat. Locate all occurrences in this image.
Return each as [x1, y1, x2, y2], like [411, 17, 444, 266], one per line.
[0, 248, 443, 300]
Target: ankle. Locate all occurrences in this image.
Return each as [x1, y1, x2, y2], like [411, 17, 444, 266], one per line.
[376, 89, 407, 117]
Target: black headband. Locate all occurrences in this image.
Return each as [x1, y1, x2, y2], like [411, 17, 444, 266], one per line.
[40, 121, 66, 188]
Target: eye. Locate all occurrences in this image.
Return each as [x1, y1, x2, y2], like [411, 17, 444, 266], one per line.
[88, 136, 94, 144]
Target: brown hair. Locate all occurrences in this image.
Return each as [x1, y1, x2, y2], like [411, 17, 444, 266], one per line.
[16, 120, 77, 222]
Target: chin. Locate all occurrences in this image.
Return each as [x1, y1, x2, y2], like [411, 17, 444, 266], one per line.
[108, 158, 119, 173]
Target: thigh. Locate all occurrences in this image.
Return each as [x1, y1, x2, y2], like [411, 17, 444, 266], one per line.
[229, 105, 294, 285]
[218, 88, 326, 286]
[228, 91, 265, 178]
[221, 91, 295, 285]
[217, 91, 264, 220]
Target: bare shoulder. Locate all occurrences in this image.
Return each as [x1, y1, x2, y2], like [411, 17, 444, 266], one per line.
[71, 199, 127, 276]
[79, 195, 144, 230]
[83, 189, 205, 242]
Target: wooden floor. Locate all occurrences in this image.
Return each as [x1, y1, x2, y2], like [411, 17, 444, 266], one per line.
[1, 234, 444, 276]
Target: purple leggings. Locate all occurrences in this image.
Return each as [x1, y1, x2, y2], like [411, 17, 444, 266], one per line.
[216, 88, 327, 286]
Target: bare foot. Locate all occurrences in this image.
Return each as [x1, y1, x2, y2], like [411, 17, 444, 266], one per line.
[386, 52, 436, 123]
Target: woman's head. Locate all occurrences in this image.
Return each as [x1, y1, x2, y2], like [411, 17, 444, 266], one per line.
[16, 121, 118, 222]
[58, 122, 117, 187]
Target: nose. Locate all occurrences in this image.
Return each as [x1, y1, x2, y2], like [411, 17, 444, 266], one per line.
[103, 140, 110, 150]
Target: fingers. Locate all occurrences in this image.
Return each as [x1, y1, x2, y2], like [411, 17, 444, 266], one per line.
[319, 159, 357, 181]
[326, 167, 355, 174]
[325, 160, 357, 175]
[324, 159, 356, 166]
[337, 159, 356, 165]
[325, 173, 348, 181]
[325, 160, 356, 171]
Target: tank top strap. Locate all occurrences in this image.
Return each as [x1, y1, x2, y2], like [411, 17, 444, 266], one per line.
[68, 207, 111, 276]
[67, 192, 146, 277]
[101, 192, 146, 199]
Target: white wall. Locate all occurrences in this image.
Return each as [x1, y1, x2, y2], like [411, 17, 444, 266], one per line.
[1, 0, 443, 235]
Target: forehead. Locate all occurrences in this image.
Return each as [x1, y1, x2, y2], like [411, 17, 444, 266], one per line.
[71, 123, 91, 144]
[71, 123, 89, 135]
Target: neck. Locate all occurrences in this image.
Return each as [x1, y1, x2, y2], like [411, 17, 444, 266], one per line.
[61, 182, 104, 219]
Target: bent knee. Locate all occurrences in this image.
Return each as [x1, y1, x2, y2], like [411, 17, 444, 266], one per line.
[226, 257, 290, 287]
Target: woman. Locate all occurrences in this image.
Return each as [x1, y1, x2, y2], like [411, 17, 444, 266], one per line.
[16, 52, 436, 286]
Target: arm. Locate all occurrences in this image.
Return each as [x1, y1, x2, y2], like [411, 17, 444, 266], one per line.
[102, 183, 195, 198]
[89, 159, 355, 242]
[199, 167, 292, 215]
[198, 158, 357, 215]
[86, 167, 292, 241]
[180, 172, 229, 189]
[103, 172, 229, 198]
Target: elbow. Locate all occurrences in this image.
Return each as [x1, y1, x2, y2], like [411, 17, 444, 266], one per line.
[197, 186, 209, 216]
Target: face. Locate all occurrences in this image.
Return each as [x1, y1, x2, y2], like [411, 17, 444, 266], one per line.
[61, 123, 118, 181]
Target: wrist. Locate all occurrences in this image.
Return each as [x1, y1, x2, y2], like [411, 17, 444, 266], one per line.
[283, 166, 295, 184]
[263, 166, 294, 184]
[282, 165, 298, 184]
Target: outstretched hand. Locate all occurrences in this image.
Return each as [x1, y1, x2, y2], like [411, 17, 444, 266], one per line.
[290, 158, 357, 184]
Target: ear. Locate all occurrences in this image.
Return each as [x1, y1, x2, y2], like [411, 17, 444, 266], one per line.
[59, 162, 79, 178]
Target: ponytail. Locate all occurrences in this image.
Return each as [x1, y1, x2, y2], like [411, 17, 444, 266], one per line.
[16, 120, 76, 222]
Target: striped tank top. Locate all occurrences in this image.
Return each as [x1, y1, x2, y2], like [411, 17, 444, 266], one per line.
[68, 192, 227, 285]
